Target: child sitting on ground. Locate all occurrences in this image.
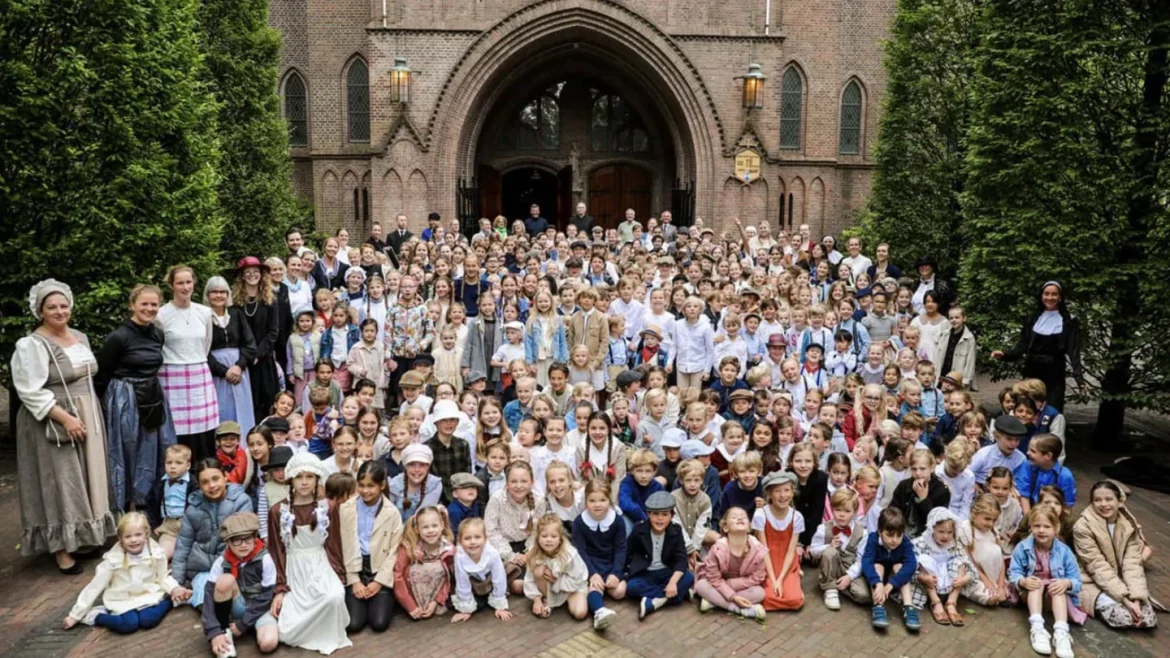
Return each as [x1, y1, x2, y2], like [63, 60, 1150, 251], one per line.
[524, 514, 589, 621]
[1009, 506, 1084, 658]
[199, 512, 277, 655]
[696, 506, 768, 618]
[860, 507, 921, 632]
[626, 491, 694, 619]
[64, 512, 190, 633]
[811, 488, 870, 610]
[910, 508, 990, 628]
[450, 518, 513, 623]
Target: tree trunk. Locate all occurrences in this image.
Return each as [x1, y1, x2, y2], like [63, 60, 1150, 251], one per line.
[1092, 0, 1170, 450]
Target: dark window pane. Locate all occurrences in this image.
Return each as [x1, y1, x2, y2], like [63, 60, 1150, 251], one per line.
[780, 68, 802, 150]
[839, 81, 862, 155]
[347, 61, 369, 143]
[285, 73, 308, 146]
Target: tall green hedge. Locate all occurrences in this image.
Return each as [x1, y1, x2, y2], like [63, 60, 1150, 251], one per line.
[858, 0, 980, 277]
[0, 0, 224, 359]
[196, 0, 304, 262]
[960, 0, 1170, 437]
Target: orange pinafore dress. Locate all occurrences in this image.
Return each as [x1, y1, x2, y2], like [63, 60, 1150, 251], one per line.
[760, 506, 806, 611]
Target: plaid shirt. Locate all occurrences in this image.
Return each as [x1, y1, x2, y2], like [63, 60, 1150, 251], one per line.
[425, 435, 471, 503]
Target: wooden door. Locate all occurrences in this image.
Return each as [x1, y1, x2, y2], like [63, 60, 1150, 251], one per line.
[557, 166, 573, 230]
[588, 164, 653, 231]
[478, 164, 501, 219]
[619, 165, 651, 225]
[589, 166, 618, 230]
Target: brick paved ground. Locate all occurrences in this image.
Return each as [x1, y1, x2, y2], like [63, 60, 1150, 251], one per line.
[1, 386, 1167, 658]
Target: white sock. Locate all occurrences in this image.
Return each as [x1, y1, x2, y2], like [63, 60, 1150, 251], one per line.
[727, 604, 740, 614]
[1029, 615, 1046, 630]
[1053, 621, 1070, 634]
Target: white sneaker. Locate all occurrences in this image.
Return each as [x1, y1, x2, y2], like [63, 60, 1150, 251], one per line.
[82, 606, 106, 626]
[824, 589, 841, 611]
[740, 604, 766, 619]
[1030, 627, 1052, 656]
[1053, 631, 1074, 658]
[593, 607, 616, 630]
[216, 633, 237, 658]
[699, 598, 712, 613]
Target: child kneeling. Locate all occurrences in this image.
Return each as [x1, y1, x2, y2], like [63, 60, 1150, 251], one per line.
[64, 512, 191, 633]
[626, 491, 694, 619]
[696, 506, 767, 618]
[201, 512, 279, 656]
[811, 488, 870, 610]
[525, 514, 590, 620]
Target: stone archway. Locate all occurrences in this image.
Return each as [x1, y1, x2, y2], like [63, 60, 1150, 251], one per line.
[427, 0, 724, 220]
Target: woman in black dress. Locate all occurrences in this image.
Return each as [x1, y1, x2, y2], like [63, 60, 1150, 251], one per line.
[204, 275, 258, 429]
[233, 257, 281, 423]
[991, 281, 1085, 410]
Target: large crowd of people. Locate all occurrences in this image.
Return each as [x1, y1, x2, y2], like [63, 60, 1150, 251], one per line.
[9, 205, 1155, 657]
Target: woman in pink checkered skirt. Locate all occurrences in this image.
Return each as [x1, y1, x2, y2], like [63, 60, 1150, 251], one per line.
[157, 265, 220, 462]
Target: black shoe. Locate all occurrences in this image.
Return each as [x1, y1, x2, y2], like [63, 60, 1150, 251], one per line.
[58, 561, 84, 575]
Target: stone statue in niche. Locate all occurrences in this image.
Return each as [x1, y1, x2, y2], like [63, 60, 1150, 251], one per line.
[570, 142, 583, 193]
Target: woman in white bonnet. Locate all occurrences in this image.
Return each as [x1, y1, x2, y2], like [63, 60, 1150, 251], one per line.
[10, 279, 116, 573]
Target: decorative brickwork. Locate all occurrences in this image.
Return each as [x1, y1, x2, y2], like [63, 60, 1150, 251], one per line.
[270, 0, 893, 237]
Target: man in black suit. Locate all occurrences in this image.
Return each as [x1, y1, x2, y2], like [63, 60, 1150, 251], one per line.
[569, 201, 593, 235]
[386, 213, 412, 267]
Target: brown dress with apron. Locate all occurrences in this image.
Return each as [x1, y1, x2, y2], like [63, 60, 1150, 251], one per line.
[12, 331, 116, 555]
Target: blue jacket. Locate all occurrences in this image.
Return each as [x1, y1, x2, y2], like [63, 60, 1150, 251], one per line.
[721, 409, 757, 436]
[618, 475, 664, 524]
[447, 499, 482, 534]
[503, 400, 531, 435]
[861, 532, 917, 589]
[572, 513, 628, 580]
[929, 413, 959, 456]
[524, 316, 569, 364]
[319, 324, 360, 364]
[171, 484, 253, 585]
[626, 520, 689, 578]
[1009, 536, 1082, 606]
[721, 479, 763, 518]
[709, 377, 750, 414]
[1015, 462, 1077, 506]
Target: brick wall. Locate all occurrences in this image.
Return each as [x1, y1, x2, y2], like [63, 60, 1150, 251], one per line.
[267, 0, 893, 238]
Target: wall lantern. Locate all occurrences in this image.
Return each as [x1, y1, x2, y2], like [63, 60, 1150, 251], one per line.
[389, 57, 412, 104]
[737, 62, 766, 110]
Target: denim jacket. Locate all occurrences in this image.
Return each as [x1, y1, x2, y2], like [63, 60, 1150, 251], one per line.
[320, 324, 361, 366]
[1009, 536, 1082, 606]
[524, 317, 569, 364]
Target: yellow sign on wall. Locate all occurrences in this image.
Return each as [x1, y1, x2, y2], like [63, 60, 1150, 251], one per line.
[734, 148, 761, 184]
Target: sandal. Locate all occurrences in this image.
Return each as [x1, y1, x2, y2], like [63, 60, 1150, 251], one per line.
[946, 603, 965, 626]
[931, 602, 950, 625]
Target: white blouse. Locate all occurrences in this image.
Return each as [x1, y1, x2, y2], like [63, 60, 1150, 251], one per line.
[751, 505, 806, 535]
[157, 302, 213, 365]
[11, 335, 95, 420]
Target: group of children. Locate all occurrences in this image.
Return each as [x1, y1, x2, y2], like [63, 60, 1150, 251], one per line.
[59, 221, 1162, 657]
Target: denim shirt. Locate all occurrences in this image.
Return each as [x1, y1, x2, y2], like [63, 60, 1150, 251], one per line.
[1008, 536, 1082, 606]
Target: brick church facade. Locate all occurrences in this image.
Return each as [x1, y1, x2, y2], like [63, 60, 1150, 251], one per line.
[269, 0, 894, 236]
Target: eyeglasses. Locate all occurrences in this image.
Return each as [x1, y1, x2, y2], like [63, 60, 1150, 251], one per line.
[864, 395, 882, 402]
[228, 536, 254, 545]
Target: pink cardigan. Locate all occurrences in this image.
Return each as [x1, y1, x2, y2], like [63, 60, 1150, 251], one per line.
[701, 535, 769, 600]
